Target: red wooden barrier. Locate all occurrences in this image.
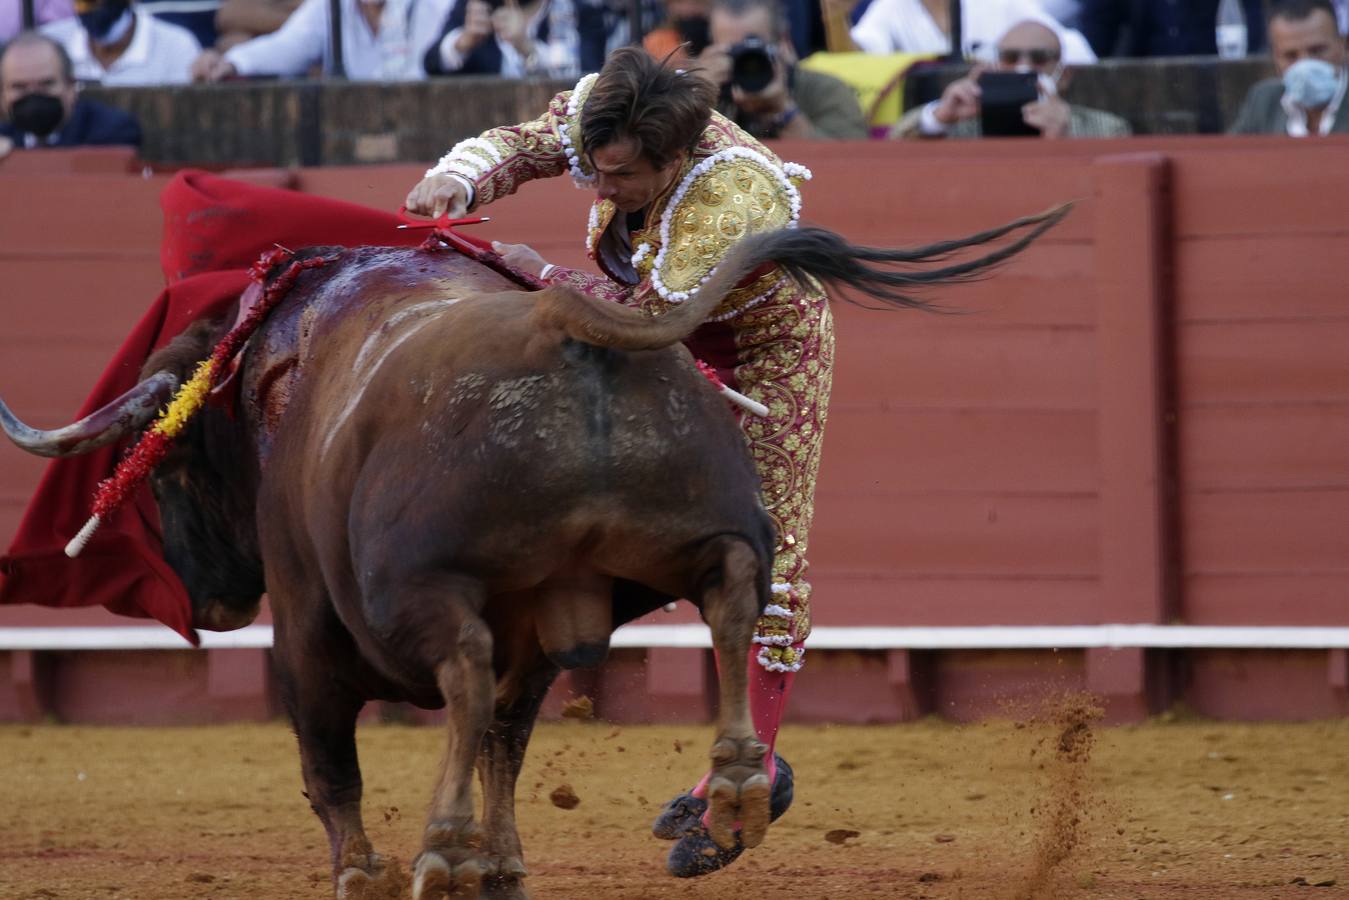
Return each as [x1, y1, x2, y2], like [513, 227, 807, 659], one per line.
[2, 137, 1347, 724]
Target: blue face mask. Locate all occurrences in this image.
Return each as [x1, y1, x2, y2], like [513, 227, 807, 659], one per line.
[79, 0, 132, 45]
[1282, 58, 1343, 109]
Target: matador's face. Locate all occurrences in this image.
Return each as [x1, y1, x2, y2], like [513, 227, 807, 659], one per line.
[589, 139, 687, 214]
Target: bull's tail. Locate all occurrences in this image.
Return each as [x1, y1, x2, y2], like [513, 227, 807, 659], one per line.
[532, 203, 1071, 352]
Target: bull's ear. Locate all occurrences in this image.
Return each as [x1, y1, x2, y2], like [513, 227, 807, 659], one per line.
[0, 370, 178, 458]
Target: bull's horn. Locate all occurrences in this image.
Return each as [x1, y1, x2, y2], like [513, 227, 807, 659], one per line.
[0, 371, 179, 458]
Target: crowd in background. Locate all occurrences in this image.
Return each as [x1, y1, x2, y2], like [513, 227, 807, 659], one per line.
[1, 0, 1348, 155]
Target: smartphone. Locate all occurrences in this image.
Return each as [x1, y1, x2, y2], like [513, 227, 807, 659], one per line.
[978, 71, 1040, 137]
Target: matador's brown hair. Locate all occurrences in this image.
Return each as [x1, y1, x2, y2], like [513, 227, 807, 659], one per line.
[580, 47, 717, 170]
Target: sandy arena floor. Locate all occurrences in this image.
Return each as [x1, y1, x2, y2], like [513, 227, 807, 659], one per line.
[2, 705, 1347, 900]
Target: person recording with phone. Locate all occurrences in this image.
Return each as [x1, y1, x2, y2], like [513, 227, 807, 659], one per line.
[890, 17, 1130, 139]
[695, 0, 867, 139]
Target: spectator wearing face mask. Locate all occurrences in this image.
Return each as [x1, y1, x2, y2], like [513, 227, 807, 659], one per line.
[45, 0, 202, 84]
[192, 0, 452, 81]
[1230, 0, 1348, 136]
[889, 17, 1129, 138]
[0, 30, 141, 160]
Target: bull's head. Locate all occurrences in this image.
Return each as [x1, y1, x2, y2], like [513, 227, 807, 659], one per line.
[0, 317, 265, 631]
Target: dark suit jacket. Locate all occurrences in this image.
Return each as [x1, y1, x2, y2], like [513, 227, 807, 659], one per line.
[1080, 0, 1266, 57]
[0, 98, 142, 148]
[1229, 77, 1349, 134]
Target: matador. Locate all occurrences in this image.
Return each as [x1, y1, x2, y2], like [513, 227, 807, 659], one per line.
[408, 47, 825, 877]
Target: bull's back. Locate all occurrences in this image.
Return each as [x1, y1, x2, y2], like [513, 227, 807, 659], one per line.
[295, 282, 763, 587]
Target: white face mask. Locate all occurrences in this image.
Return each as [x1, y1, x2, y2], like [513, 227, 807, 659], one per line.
[1282, 58, 1343, 109]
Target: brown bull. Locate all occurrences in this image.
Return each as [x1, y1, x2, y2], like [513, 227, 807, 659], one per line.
[0, 209, 1065, 899]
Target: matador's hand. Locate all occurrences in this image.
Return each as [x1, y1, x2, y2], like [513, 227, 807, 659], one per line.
[492, 241, 548, 278]
[405, 173, 470, 218]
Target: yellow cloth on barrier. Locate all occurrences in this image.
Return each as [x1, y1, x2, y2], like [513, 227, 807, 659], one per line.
[798, 51, 936, 128]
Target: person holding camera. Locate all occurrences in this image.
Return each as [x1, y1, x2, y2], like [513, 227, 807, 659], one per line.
[698, 0, 867, 139]
[890, 17, 1130, 138]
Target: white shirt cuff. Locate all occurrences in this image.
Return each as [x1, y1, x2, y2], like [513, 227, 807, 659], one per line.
[439, 28, 468, 71]
[539, 263, 558, 280]
[446, 173, 476, 210]
[919, 100, 948, 136]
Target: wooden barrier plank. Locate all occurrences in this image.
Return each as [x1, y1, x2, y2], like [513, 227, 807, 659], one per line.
[830, 322, 1096, 409]
[0, 260, 162, 341]
[1183, 490, 1349, 573]
[1181, 405, 1349, 490]
[1179, 320, 1349, 404]
[1171, 147, 1349, 238]
[807, 575, 1098, 626]
[819, 408, 1096, 493]
[0, 175, 171, 254]
[1175, 235, 1349, 322]
[810, 492, 1098, 577]
[1184, 574, 1349, 625]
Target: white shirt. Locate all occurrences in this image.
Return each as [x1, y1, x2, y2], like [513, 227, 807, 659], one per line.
[850, 0, 1097, 65]
[225, 0, 454, 81]
[52, 8, 201, 85]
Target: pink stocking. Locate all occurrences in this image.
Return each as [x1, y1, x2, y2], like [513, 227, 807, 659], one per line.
[691, 645, 798, 797]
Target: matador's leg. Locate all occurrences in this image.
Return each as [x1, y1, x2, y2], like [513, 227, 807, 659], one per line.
[658, 289, 834, 876]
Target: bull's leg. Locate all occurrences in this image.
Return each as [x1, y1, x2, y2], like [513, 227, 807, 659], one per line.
[699, 537, 773, 850]
[475, 653, 559, 900]
[413, 588, 496, 900]
[273, 644, 403, 899]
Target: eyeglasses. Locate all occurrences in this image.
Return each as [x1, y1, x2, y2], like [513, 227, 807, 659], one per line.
[997, 48, 1060, 66]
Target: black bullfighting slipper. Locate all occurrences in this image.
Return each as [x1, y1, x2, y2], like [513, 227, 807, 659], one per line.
[651, 753, 794, 839]
[662, 756, 794, 878]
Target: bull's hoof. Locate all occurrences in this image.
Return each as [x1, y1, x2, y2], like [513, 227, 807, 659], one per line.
[336, 852, 410, 899]
[412, 849, 485, 900]
[707, 772, 770, 849]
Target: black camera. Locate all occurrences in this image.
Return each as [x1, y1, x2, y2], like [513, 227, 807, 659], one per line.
[728, 36, 777, 93]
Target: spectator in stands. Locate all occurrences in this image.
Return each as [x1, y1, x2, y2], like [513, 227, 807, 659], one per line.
[849, 0, 1098, 64]
[1230, 0, 1348, 136]
[1, 0, 74, 44]
[1079, 0, 1267, 58]
[192, 0, 452, 81]
[136, 0, 221, 47]
[45, 0, 201, 84]
[213, 0, 303, 51]
[0, 30, 141, 159]
[699, 0, 867, 138]
[642, 0, 711, 65]
[891, 17, 1129, 138]
[425, 0, 578, 78]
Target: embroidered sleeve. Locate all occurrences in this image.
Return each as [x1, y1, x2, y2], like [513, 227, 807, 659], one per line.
[426, 72, 600, 208]
[543, 266, 635, 305]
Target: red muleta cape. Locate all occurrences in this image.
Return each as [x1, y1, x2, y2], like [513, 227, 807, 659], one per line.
[0, 171, 440, 644]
